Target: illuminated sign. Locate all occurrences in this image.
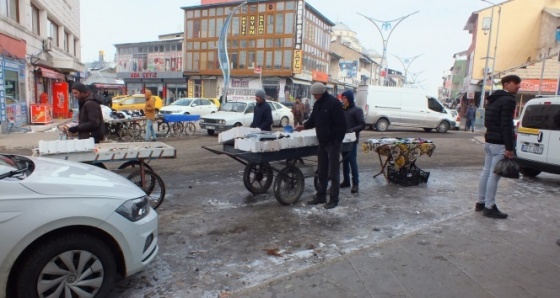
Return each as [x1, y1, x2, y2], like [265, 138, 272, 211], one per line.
[293, 50, 302, 74]
[188, 80, 194, 97]
[294, 0, 305, 50]
[241, 16, 247, 36]
[258, 15, 265, 35]
[130, 72, 158, 78]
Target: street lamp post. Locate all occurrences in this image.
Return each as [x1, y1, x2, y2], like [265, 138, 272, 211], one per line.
[358, 11, 419, 86]
[482, 0, 502, 95]
[393, 54, 423, 84]
[479, 2, 495, 107]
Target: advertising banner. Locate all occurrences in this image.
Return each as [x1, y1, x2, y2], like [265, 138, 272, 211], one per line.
[339, 60, 358, 79]
[52, 82, 69, 118]
[0, 56, 5, 121]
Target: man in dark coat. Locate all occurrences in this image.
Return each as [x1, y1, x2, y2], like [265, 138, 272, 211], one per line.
[476, 75, 520, 219]
[250, 89, 273, 131]
[68, 83, 105, 143]
[340, 90, 365, 194]
[296, 82, 347, 209]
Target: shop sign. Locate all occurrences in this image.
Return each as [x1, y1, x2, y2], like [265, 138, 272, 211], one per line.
[292, 50, 302, 74]
[294, 0, 305, 50]
[130, 72, 158, 78]
[0, 56, 5, 121]
[187, 80, 194, 97]
[231, 79, 250, 88]
[519, 79, 557, 93]
[312, 71, 328, 83]
[258, 15, 265, 35]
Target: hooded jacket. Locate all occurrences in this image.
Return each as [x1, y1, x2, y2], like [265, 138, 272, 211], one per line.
[76, 92, 105, 143]
[341, 90, 365, 142]
[304, 91, 347, 145]
[484, 90, 516, 151]
[250, 99, 273, 131]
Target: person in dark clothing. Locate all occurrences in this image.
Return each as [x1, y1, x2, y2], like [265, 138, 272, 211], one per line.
[476, 75, 520, 219]
[555, 110, 560, 246]
[250, 89, 273, 131]
[68, 83, 105, 143]
[340, 90, 365, 194]
[296, 82, 347, 209]
[465, 103, 476, 132]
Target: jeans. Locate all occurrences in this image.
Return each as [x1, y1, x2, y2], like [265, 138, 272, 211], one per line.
[478, 143, 505, 208]
[465, 119, 474, 131]
[342, 142, 359, 185]
[145, 119, 156, 140]
[316, 142, 342, 200]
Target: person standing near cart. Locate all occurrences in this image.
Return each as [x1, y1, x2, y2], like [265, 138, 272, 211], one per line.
[250, 90, 273, 131]
[291, 96, 305, 126]
[340, 90, 365, 194]
[68, 83, 105, 143]
[144, 90, 157, 141]
[296, 82, 347, 209]
[465, 103, 476, 132]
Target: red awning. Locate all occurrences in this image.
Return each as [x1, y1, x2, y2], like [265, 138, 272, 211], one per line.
[37, 67, 65, 80]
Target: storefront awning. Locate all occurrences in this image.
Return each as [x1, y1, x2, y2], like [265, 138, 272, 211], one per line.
[36, 67, 65, 80]
[291, 78, 311, 86]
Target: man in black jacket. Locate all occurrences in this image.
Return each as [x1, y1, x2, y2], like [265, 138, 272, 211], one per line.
[476, 75, 520, 219]
[296, 82, 347, 209]
[68, 83, 105, 143]
[250, 89, 273, 131]
[340, 90, 365, 194]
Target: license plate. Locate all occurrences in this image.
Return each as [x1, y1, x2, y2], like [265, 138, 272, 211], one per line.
[521, 144, 543, 155]
[206, 126, 215, 130]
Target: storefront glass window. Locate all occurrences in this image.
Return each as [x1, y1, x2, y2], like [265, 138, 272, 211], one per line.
[5, 70, 18, 100]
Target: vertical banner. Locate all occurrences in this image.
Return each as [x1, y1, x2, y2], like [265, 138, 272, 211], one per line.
[187, 80, 194, 97]
[218, 1, 247, 102]
[0, 56, 5, 121]
[52, 82, 69, 118]
[293, 0, 305, 74]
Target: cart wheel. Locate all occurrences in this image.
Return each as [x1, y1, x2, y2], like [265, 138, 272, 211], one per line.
[128, 122, 143, 140]
[171, 122, 184, 135]
[273, 166, 304, 205]
[127, 170, 165, 210]
[118, 160, 154, 172]
[243, 162, 273, 194]
[159, 122, 170, 136]
[184, 122, 197, 136]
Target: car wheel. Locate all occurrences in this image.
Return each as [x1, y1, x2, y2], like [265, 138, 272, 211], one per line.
[519, 167, 541, 177]
[375, 119, 389, 132]
[280, 116, 289, 127]
[234, 122, 242, 127]
[16, 233, 117, 298]
[183, 112, 190, 115]
[207, 129, 215, 136]
[436, 121, 450, 133]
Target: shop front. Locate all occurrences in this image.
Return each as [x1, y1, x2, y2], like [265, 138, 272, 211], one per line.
[0, 56, 28, 128]
[119, 71, 186, 106]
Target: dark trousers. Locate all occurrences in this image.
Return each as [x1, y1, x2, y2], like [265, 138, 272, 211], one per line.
[294, 114, 304, 126]
[342, 142, 359, 185]
[316, 142, 342, 200]
[465, 119, 474, 131]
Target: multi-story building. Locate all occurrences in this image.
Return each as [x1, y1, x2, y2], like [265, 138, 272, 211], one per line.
[329, 36, 376, 95]
[0, 0, 83, 131]
[181, 0, 334, 101]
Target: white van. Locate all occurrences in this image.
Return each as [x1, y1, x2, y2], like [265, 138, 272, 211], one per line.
[514, 96, 560, 177]
[355, 85, 456, 133]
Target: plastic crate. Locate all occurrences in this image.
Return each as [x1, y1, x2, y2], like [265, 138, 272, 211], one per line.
[387, 165, 430, 187]
[162, 114, 200, 123]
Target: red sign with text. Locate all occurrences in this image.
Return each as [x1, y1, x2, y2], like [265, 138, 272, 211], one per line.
[52, 82, 69, 118]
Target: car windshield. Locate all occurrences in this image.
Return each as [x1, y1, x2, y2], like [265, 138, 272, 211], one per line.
[220, 102, 247, 112]
[171, 99, 193, 106]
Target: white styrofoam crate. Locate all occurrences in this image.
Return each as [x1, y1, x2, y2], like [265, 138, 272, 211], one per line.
[219, 127, 261, 143]
[343, 132, 357, 143]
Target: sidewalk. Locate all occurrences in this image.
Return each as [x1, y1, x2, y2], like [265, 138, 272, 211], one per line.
[0, 118, 71, 151]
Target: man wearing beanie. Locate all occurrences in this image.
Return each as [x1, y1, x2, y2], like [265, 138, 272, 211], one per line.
[69, 82, 105, 143]
[340, 90, 365, 194]
[250, 89, 273, 131]
[296, 82, 347, 209]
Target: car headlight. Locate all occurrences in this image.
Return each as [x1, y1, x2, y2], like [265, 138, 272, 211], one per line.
[219, 120, 226, 124]
[174, 110, 182, 113]
[116, 196, 150, 222]
[200, 118, 205, 123]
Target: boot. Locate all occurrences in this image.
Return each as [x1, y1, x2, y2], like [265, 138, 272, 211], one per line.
[307, 195, 326, 205]
[324, 198, 339, 209]
[351, 184, 359, 194]
[340, 181, 350, 188]
[482, 204, 508, 219]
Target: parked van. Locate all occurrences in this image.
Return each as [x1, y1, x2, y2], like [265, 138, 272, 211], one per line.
[355, 85, 456, 133]
[514, 96, 560, 177]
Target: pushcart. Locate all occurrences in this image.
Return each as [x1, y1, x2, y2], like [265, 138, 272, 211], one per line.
[33, 142, 176, 209]
[157, 114, 200, 136]
[202, 142, 352, 205]
[104, 117, 147, 142]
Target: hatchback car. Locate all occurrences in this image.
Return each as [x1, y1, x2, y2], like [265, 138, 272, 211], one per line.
[0, 154, 159, 298]
[199, 100, 293, 135]
[112, 94, 164, 112]
[158, 98, 218, 116]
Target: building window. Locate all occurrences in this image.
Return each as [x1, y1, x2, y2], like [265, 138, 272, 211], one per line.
[275, 13, 284, 34]
[266, 15, 274, 34]
[0, 0, 18, 22]
[63, 32, 69, 52]
[265, 51, 273, 69]
[231, 52, 238, 69]
[31, 4, 40, 34]
[239, 50, 246, 69]
[283, 50, 291, 70]
[274, 50, 282, 70]
[48, 19, 59, 47]
[285, 12, 294, 34]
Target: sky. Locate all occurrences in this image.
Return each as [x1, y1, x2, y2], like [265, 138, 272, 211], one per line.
[80, 0, 491, 94]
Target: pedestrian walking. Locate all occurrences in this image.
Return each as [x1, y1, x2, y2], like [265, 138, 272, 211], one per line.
[476, 75, 521, 219]
[304, 98, 311, 119]
[144, 90, 157, 141]
[68, 83, 105, 143]
[296, 82, 347, 209]
[250, 90, 273, 131]
[340, 90, 365, 194]
[291, 96, 305, 126]
[465, 103, 476, 132]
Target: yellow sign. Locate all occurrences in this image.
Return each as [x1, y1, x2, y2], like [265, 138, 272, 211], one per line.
[241, 16, 247, 36]
[258, 15, 265, 35]
[517, 127, 539, 135]
[187, 80, 194, 97]
[292, 50, 302, 74]
[249, 15, 256, 35]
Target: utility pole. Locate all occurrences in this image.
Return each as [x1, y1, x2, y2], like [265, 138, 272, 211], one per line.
[479, 2, 495, 107]
[482, 0, 502, 95]
[393, 54, 423, 84]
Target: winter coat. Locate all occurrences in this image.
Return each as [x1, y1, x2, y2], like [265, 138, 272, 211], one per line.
[484, 90, 516, 151]
[76, 93, 105, 143]
[144, 96, 156, 120]
[344, 104, 366, 143]
[291, 101, 305, 117]
[250, 100, 273, 131]
[466, 106, 476, 120]
[304, 92, 347, 145]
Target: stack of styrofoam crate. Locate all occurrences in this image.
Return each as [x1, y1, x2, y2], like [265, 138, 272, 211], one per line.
[38, 137, 95, 155]
[234, 132, 283, 152]
[218, 127, 261, 144]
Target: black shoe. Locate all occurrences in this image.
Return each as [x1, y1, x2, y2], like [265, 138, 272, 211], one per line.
[351, 184, 359, 194]
[324, 199, 338, 209]
[475, 202, 485, 212]
[556, 239, 560, 246]
[483, 205, 508, 219]
[307, 195, 326, 205]
[340, 181, 350, 188]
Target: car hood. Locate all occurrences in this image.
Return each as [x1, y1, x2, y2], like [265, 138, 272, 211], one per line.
[202, 111, 243, 120]
[160, 105, 187, 111]
[19, 157, 145, 199]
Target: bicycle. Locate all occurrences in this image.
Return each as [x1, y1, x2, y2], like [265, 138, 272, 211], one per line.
[7, 119, 31, 134]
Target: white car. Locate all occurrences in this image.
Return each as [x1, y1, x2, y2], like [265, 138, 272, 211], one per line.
[199, 100, 293, 135]
[0, 154, 158, 298]
[158, 98, 217, 116]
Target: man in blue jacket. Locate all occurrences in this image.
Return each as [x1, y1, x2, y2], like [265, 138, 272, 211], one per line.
[340, 90, 365, 194]
[296, 82, 347, 209]
[250, 89, 273, 131]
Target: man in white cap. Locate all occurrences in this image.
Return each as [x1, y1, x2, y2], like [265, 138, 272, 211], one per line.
[296, 82, 347, 209]
[250, 89, 273, 131]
